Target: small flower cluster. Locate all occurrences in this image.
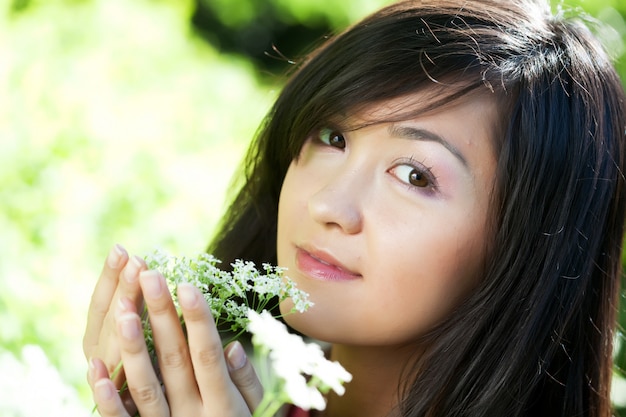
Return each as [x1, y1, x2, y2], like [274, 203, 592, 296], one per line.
[132, 250, 351, 415]
[144, 250, 312, 342]
[248, 310, 352, 416]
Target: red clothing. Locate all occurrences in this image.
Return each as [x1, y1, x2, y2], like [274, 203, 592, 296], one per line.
[286, 405, 311, 417]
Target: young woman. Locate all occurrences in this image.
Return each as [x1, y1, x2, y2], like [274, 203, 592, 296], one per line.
[83, 0, 626, 416]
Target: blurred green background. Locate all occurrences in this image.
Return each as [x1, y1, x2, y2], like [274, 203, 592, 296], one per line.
[0, 0, 624, 415]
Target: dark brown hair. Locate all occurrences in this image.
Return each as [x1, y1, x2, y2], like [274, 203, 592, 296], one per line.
[208, 1, 626, 415]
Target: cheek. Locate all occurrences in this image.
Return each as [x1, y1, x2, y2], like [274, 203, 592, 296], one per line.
[276, 163, 306, 265]
[280, 221, 489, 346]
[371, 194, 492, 337]
[368, 226, 486, 334]
[276, 156, 493, 346]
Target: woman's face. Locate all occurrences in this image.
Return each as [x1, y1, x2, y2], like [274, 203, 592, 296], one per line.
[277, 91, 499, 347]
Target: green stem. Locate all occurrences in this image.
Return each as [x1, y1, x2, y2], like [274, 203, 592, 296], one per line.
[253, 393, 285, 417]
[261, 399, 285, 417]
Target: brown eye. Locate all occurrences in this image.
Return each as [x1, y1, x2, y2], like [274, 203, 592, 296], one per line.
[319, 128, 346, 149]
[390, 164, 432, 188]
[409, 169, 429, 187]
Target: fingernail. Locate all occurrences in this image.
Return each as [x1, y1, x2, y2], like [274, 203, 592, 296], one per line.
[95, 379, 115, 401]
[140, 270, 163, 298]
[123, 255, 143, 284]
[107, 244, 126, 269]
[177, 283, 198, 309]
[226, 341, 247, 370]
[119, 314, 140, 340]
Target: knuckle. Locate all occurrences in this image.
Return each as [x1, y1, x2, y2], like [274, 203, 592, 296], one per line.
[181, 306, 210, 323]
[122, 338, 146, 356]
[160, 346, 188, 369]
[192, 344, 224, 368]
[91, 297, 111, 315]
[89, 296, 115, 322]
[232, 368, 258, 392]
[129, 383, 162, 406]
[145, 299, 170, 315]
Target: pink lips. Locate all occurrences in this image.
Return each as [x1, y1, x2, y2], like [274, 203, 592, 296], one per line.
[295, 247, 361, 282]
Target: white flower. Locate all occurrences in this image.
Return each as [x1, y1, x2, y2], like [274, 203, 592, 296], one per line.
[309, 357, 353, 396]
[247, 310, 291, 349]
[252, 274, 282, 295]
[247, 309, 352, 411]
[281, 280, 315, 313]
[283, 374, 327, 411]
[145, 250, 311, 323]
[142, 250, 337, 415]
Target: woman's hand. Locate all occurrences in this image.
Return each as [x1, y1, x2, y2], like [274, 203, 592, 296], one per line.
[88, 269, 264, 417]
[83, 244, 147, 411]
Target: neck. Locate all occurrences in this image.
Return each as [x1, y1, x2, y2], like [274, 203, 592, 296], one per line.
[320, 343, 423, 417]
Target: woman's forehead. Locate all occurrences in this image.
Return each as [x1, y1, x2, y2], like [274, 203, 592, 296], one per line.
[346, 84, 505, 127]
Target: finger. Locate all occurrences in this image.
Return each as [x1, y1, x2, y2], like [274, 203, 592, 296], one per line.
[225, 341, 264, 411]
[89, 358, 135, 417]
[119, 255, 147, 312]
[116, 307, 170, 417]
[88, 253, 147, 389]
[84, 244, 129, 360]
[89, 347, 139, 415]
[177, 283, 250, 414]
[139, 270, 201, 412]
[93, 379, 132, 417]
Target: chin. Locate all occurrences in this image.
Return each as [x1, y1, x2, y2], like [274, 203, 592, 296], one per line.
[279, 305, 337, 344]
[278, 298, 295, 316]
[279, 299, 317, 335]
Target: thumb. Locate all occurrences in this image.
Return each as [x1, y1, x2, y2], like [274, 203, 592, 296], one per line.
[225, 341, 264, 412]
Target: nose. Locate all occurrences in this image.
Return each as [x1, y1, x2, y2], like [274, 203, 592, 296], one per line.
[307, 171, 364, 234]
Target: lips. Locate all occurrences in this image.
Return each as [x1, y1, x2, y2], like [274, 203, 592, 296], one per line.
[295, 246, 361, 282]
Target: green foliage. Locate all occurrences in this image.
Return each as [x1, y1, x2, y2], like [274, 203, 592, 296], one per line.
[0, 0, 271, 413]
[551, 0, 626, 82]
[198, 0, 391, 28]
[1, 0, 625, 415]
[144, 249, 312, 340]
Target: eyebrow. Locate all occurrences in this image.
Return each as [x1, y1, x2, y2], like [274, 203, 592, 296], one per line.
[387, 125, 469, 168]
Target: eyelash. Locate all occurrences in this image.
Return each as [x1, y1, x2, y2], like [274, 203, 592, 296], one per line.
[315, 127, 346, 149]
[389, 157, 439, 194]
[313, 127, 440, 194]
